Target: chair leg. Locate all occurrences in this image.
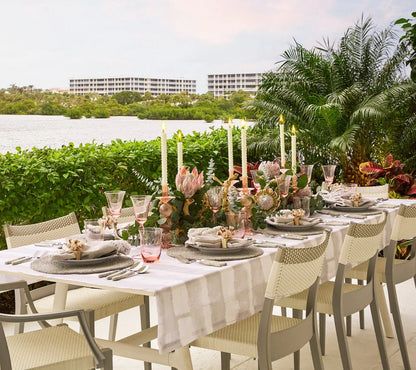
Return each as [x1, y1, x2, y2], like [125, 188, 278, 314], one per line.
[345, 278, 352, 336]
[221, 352, 231, 370]
[319, 313, 326, 355]
[102, 347, 113, 370]
[140, 297, 152, 370]
[108, 314, 118, 341]
[293, 309, 302, 370]
[369, 299, 390, 370]
[387, 283, 411, 369]
[83, 310, 95, 337]
[333, 311, 352, 370]
[14, 288, 26, 334]
[413, 275, 416, 288]
[358, 280, 365, 329]
[309, 331, 324, 370]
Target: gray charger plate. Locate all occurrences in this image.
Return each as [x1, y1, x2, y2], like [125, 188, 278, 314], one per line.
[187, 243, 250, 255]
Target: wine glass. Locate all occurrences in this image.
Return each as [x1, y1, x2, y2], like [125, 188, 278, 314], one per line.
[250, 170, 261, 194]
[104, 190, 125, 237]
[206, 186, 223, 223]
[277, 175, 292, 206]
[105, 190, 125, 219]
[131, 195, 152, 230]
[299, 164, 314, 185]
[322, 165, 337, 190]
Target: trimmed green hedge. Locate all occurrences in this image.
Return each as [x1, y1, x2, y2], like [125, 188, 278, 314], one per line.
[0, 128, 243, 250]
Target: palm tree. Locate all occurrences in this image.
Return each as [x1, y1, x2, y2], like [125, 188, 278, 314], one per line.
[249, 16, 413, 183]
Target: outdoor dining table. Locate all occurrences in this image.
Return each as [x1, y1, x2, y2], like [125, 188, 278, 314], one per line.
[0, 198, 414, 369]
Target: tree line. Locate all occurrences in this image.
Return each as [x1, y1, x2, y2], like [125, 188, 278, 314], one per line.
[0, 87, 255, 122]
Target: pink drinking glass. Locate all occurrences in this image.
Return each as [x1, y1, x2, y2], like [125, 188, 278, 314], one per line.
[322, 165, 337, 189]
[131, 195, 152, 230]
[140, 227, 162, 263]
[104, 190, 126, 220]
[300, 164, 314, 184]
[206, 186, 223, 223]
[250, 170, 261, 193]
[277, 175, 292, 207]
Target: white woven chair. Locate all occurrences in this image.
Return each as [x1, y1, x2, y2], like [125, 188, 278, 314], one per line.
[0, 280, 112, 370]
[191, 230, 331, 370]
[345, 204, 416, 369]
[3, 212, 149, 344]
[354, 184, 389, 199]
[278, 212, 389, 369]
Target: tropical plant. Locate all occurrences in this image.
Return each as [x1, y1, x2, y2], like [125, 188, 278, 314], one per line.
[395, 12, 416, 82]
[249, 16, 413, 184]
[359, 154, 416, 197]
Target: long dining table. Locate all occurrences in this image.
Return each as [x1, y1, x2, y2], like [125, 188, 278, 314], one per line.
[0, 198, 414, 369]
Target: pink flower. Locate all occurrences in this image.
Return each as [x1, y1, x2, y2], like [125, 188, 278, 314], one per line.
[176, 167, 204, 198]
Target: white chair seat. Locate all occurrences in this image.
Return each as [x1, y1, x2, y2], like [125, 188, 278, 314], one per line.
[32, 288, 144, 321]
[279, 281, 362, 315]
[6, 325, 100, 370]
[192, 312, 302, 357]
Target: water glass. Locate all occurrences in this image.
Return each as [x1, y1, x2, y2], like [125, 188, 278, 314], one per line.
[299, 164, 314, 184]
[84, 219, 104, 242]
[206, 186, 223, 222]
[140, 227, 162, 263]
[225, 211, 246, 239]
[278, 175, 292, 198]
[293, 197, 311, 217]
[104, 190, 126, 219]
[322, 165, 337, 188]
[250, 170, 261, 193]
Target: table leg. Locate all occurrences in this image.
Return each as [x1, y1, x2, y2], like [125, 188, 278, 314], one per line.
[52, 283, 69, 325]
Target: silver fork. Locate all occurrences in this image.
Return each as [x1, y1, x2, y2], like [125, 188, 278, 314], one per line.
[100, 261, 142, 279]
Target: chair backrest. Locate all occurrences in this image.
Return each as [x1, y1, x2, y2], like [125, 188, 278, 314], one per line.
[390, 204, 416, 241]
[385, 205, 416, 283]
[265, 230, 330, 300]
[338, 212, 387, 267]
[354, 184, 389, 199]
[102, 206, 135, 225]
[3, 212, 80, 249]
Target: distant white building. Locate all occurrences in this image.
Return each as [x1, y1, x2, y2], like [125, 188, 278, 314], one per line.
[69, 77, 196, 97]
[207, 73, 263, 98]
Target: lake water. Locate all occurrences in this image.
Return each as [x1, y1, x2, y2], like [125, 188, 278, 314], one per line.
[0, 115, 226, 154]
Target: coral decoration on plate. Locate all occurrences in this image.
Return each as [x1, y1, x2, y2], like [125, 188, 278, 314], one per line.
[65, 239, 86, 260]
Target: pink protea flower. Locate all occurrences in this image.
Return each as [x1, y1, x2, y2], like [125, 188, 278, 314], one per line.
[176, 167, 204, 198]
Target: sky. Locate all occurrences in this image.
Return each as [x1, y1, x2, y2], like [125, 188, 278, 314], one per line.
[0, 0, 414, 93]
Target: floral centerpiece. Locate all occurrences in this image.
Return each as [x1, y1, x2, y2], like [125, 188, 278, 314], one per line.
[124, 160, 324, 244]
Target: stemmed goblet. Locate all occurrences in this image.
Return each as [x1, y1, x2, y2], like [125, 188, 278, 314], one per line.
[250, 170, 261, 194]
[322, 165, 337, 190]
[131, 195, 152, 231]
[206, 186, 223, 223]
[104, 190, 126, 238]
[277, 175, 292, 207]
[299, 164, 314, 185]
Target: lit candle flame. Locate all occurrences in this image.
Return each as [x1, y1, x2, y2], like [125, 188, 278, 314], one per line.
[291, 125, 296, 135]
[240, 119, 246, 129]
[178, 131, 182, 142]
[279, 114, 284, 124]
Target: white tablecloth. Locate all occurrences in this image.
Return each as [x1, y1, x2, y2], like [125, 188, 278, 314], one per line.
[0, 199, 414, 353]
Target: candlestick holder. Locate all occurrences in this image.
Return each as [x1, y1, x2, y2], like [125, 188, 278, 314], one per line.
[157, 187, 175, 249]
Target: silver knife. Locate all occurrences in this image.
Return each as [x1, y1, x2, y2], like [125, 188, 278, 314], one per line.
[11, 256, 33, 265]
[5, 256, 27, 265]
